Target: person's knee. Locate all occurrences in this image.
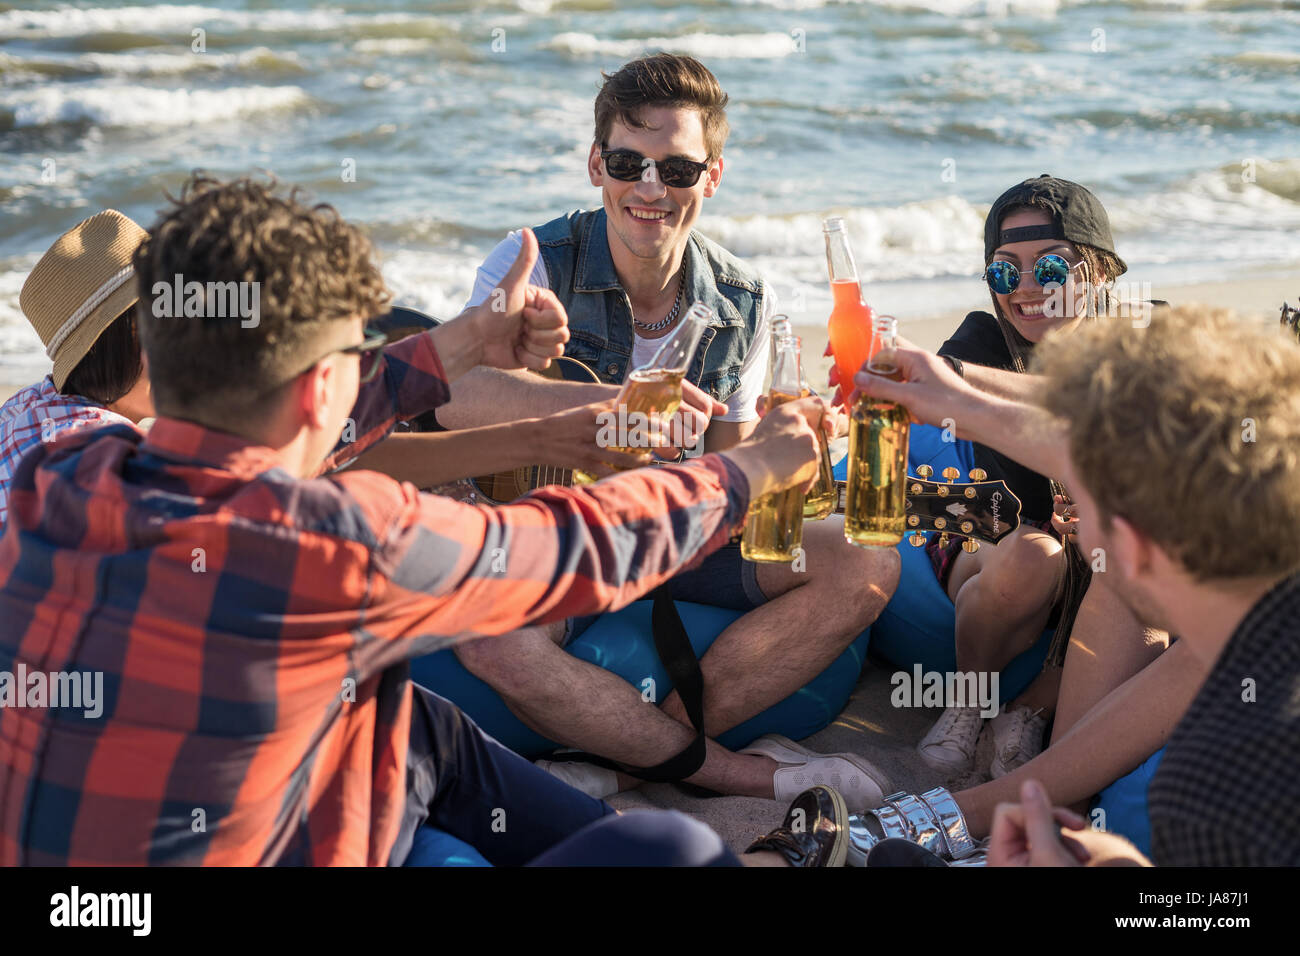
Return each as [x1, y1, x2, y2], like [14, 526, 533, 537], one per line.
[808, 534, 900, 623]
[591, 811, 733, 867]
[453, 624, 561, 691]
[982, 534, 1060, 608]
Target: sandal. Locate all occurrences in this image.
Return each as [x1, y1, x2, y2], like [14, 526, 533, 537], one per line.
[846, 786, 987, 866]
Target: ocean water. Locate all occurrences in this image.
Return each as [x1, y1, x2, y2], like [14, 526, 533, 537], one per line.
[1, 0, 1298, 381]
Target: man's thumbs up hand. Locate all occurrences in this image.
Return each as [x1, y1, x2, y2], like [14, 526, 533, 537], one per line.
[471, 229, 570, 371]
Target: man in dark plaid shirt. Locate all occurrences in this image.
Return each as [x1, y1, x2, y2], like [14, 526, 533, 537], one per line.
[855, 304, 1300, 867]
[0, 175, 831, 867]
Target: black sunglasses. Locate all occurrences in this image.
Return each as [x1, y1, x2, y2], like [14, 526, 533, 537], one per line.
[277, 325, 387, 393]
[339, 325, 389, 384]
[601, 147, 711, 189]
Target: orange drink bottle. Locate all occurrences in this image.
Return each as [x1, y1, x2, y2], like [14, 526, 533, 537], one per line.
[823, 216, 877, 394]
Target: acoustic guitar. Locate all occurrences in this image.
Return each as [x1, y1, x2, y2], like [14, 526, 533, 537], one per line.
[469, 356, 1023, 550]
[469, 355, 608, 503]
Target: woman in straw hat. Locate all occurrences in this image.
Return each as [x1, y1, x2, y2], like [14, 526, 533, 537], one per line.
[0, 210, 155, 527]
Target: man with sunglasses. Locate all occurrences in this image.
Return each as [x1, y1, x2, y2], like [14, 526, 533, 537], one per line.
[437, 54, 898, 809]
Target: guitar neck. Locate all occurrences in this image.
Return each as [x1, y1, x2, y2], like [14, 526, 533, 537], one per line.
[829, 475, 1022, 546]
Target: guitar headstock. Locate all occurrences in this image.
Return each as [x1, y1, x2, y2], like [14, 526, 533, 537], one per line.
[1280, 301, 1299, 341]
[902, 466, 1022, 550]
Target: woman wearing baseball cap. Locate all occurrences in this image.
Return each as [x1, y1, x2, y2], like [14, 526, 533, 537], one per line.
[915, 176, 1166, 783]
[0, 210, 155, 528]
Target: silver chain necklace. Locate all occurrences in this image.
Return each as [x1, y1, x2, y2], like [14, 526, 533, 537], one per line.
[633, 267, 684, 333]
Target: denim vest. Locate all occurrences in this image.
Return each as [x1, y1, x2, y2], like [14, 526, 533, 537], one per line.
[533, 208, 764, 404]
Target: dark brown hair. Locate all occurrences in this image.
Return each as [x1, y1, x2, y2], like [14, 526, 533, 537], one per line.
[61, 308, 143, 405]
[134, 173, 390, 429]
[594, 54, 730, 161]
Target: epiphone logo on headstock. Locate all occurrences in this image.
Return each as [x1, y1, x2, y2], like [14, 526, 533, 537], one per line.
[990, 492, 1003, 535]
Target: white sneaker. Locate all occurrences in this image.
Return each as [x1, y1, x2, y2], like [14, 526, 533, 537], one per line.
[534, 757, 620, 799]
[989, 706, 1048, 779]
[740, 734, 890, 812]
[916, 706, 985, 774]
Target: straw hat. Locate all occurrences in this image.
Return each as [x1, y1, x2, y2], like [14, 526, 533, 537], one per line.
[19, 210, 148, 390]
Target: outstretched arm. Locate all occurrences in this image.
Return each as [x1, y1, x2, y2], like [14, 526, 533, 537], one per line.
[961, 363, 1043, 403]
[355, 397, 826, 659]
[853, 343, 1069, 479]
[343, 402, 653, 487]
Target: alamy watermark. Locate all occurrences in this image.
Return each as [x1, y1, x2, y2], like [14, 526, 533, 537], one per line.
[151, 274, 261, 328]
[50, 886, 150, 936]
[0, 664, 103, 718]
[595, 405, 704, 458]
[890, 664, 999, 718]
[1043, 276, 1154, 328]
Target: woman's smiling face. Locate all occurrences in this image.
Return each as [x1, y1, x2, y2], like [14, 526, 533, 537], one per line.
[989, 208, 1096, 343]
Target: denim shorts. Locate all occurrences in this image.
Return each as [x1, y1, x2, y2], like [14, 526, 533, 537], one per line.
[563, 539, 769, 646]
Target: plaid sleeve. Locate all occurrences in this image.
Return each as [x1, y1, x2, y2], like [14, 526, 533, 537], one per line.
[1153, 817, 1284, 867]
[354, 454, 750, 654]
[321, 331, 449, 473]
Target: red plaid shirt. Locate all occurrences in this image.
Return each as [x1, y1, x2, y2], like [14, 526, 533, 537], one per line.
[0, 332, 749, 866]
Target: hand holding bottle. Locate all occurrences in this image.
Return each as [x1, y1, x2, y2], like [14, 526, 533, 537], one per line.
[719, 397, 824, 499]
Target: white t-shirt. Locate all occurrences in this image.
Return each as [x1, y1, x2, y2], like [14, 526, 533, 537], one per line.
[465, 230, 771, 423]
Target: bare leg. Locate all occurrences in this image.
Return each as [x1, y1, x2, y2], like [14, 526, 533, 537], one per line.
[453, 517, 898, 799]
[453, 621, 783, 797]
[659, 516, 899, 735]
[1011, 664, 1062, 715]
[1049, 574, 1169, 743]
[952, 637, 1204, 837]
[946, 527, 1064, 674]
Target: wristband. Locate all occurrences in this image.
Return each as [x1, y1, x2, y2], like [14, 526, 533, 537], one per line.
[942, 355, 965, 379]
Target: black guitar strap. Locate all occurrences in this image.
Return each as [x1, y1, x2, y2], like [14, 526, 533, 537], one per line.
[546, 582, 709, 782]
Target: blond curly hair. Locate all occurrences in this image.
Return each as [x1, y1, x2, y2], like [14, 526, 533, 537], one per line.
[1033, 304, 1300, 580]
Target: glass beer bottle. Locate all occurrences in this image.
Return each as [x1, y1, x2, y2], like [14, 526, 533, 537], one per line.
[742, 331, 807, 562]
[844, 315, 909, 548]
[800, 367, 837, 520]
[769, 314, 835, 520]
[574, 301, 713, 483]
[824, 217, 877, 395]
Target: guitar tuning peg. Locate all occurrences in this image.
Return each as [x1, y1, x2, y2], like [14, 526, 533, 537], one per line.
[961, 538, 980, 553]
[916, 464, 933, 478]
[960, 520, 974, 534]
[968, 468, 987, 481]
[942, 467, 960, 483]
[937, 532, 950, 550]
[908, 532, 927, 547]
